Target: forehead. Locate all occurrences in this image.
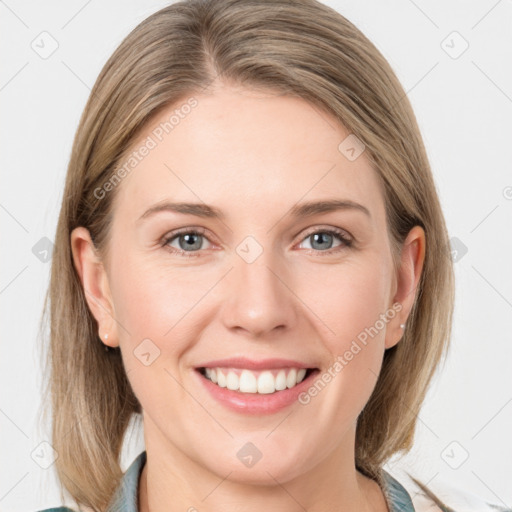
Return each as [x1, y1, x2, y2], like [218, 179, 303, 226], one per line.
[112, 85, 386, 224]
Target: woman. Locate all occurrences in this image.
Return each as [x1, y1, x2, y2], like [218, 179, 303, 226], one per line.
[36, 0, 507, 511]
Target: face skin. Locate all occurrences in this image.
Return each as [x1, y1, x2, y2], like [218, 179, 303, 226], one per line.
[71, 82, 425, 512]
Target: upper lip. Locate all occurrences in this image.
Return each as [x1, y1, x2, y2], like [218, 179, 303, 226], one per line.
[196, 357, 315, 370]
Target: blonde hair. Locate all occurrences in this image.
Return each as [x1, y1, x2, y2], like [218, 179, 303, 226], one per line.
[39, 0, 455, 509]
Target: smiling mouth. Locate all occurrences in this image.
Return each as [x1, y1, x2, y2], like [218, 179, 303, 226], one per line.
[197, 367, 317, 394]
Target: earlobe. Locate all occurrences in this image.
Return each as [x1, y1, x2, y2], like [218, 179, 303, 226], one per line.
[70, 227, 119, 347]
[385, 225, 426, 349]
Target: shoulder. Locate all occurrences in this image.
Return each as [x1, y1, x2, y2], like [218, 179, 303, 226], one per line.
[35, 505, 97, 512]
[387, 470, 512, 512]
[33, 452, 147, 512]
[35, 509, 76, 512]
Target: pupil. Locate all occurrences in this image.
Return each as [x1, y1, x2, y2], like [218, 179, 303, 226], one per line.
[180, 233, 201, 251]
[312, 232, 332, 250]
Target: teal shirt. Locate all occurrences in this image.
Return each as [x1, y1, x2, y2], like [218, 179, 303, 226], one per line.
[36, 450, 416, 511]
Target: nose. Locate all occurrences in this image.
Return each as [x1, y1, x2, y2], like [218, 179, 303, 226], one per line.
[220, 250, 299, 339]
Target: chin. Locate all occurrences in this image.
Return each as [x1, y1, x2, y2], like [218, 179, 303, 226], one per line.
[196, 440, 316, 486]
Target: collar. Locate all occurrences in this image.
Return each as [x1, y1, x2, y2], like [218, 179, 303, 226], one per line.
[107, 451, 415, 512]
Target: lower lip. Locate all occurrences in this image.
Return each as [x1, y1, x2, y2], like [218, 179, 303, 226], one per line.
[195, 369, 319, 415]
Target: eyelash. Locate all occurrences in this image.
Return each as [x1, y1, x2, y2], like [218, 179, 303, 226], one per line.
[161, 226, 353, 258]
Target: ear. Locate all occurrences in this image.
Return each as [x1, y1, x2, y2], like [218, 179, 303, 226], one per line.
[70, 227, 119, 348]
[385, 225, 426, 349]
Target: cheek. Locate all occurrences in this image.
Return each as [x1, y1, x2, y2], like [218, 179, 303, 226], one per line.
[110, 243, 393, 369]
[302, 253, 392, 351]
[108, 255, 209, 419]
[298, 253, 392, 406]
[109, 252, 209, 346]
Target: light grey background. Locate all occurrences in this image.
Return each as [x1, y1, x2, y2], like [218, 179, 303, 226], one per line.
[1, 1, 511, 510]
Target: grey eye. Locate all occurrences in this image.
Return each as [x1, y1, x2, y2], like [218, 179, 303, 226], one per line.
[167, 232, 212, 252]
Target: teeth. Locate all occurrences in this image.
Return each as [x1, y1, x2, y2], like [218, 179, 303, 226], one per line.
[286, 368, 297, 389]
[226, 371, 239, 391]
[275, 370, 287, 391]
[217, 369, 227, 388]
[257, 371, 275, 394]
[203, 367, 309, 394]
[239, 370, 257, 393]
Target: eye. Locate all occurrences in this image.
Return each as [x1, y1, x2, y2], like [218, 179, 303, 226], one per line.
[162, 227, 214, 257]
[297, 227, 353, 255]
[161, 226, 353, 258]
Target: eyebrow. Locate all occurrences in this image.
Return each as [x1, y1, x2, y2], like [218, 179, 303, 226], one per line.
[290, 199, 371, 219]
[137, 199, 371, 223]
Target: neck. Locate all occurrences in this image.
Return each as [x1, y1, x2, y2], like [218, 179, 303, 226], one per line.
[138, 417, 389, 512]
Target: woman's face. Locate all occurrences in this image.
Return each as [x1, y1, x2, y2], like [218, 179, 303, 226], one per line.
[75, 83, 423, 484]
